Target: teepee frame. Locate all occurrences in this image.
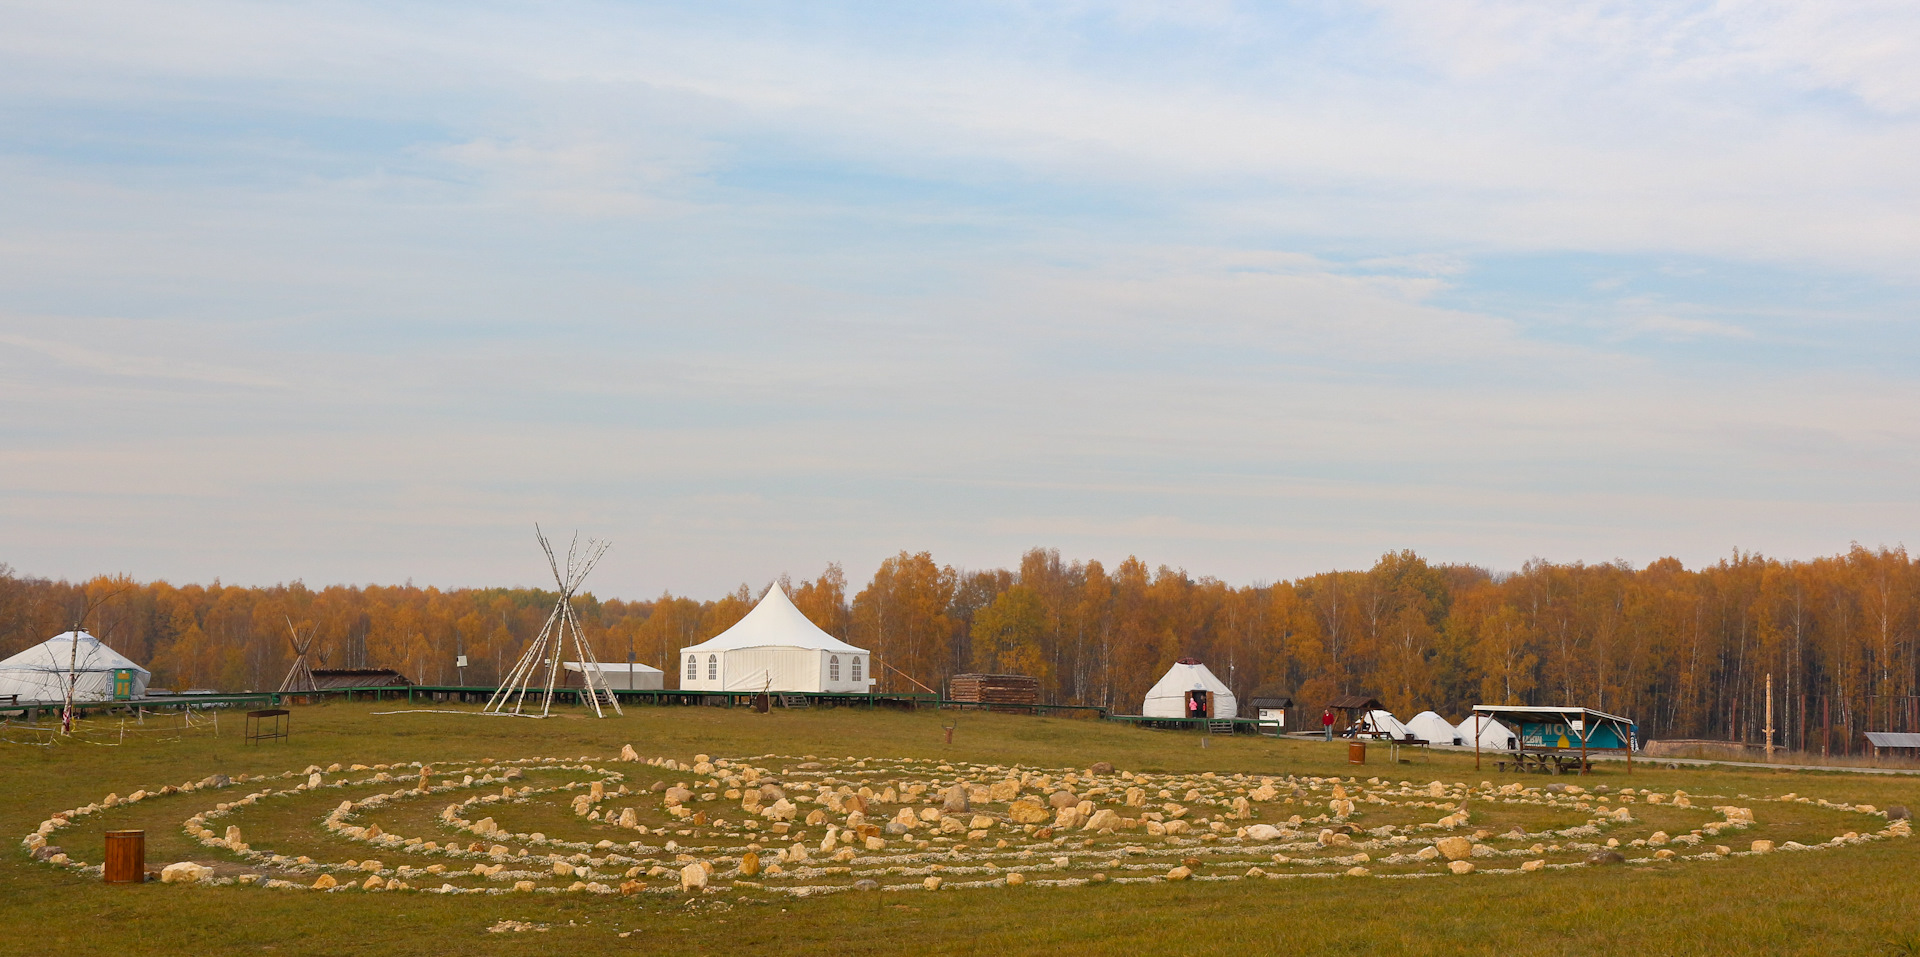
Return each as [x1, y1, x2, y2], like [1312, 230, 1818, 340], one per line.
[484, 526, 623, 718]
[278, 616, 318, 694]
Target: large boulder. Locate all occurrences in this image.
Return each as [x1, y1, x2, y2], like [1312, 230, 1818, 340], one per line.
[680, 862, 709, 892]
[989, 780, 1021, 803]
[160, 862, 210, 884]
[1434, 836, 1474, 861]
[1083, 809, 1124, 832]
[1047, 790, 1078, 810]
[1008, 800, 1051, 825]
[1243, 824, 1282, 841]
[663, 787, 693, 807]
[942, 786, 970, 814]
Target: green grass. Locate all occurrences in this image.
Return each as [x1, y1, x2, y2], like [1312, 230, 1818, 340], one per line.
[6, 701, 1920, 956]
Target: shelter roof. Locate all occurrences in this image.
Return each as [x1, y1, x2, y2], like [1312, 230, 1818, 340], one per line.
[564, 661, 663, 674]
[1327, 694, 1381, 711]
[682, 585, 866, 654]
[1247, 696, 1294, 708]
[1470, 704, 1633, 725]
[1865, 732, 1920, 749]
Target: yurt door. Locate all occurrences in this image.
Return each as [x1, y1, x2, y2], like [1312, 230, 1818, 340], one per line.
[112, 669, 134, 700]
[1186, 690, 1210, 719]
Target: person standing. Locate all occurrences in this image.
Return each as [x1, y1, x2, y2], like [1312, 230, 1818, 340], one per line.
[1322, 708, 1335, 741]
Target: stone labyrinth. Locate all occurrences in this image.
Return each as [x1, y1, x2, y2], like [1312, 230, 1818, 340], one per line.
[23, 748, 1911, 898]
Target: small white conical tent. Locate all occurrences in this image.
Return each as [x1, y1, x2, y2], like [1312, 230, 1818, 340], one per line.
[679, 585, 872, 693]
[1458, 714, 1519, 751]
[1405, 710, 1461, 745]
[1141, 659, 1236, 719]
[1356, 709, 1414, 739]
[0, 631, 150, 703]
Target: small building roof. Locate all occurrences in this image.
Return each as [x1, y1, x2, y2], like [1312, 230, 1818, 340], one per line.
[1327, 694, 1382, 711]
[1247, 695, 1294, 709]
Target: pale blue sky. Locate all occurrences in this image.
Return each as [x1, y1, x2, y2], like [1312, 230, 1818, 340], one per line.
[3, 1, 1917, 595]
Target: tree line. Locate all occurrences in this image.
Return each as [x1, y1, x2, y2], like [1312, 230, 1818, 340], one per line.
[2, 545, 1915, 752]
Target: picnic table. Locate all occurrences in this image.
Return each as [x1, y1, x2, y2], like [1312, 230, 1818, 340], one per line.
[1495, 751, 1592, 775]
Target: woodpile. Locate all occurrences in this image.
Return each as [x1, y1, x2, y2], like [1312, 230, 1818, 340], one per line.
[948, 674, 1039, 712]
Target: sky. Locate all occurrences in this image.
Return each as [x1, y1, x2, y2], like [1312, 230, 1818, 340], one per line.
[2, 1, 1918, 598]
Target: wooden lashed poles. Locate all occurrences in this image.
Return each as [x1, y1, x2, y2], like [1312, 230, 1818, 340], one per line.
[278, 617, 319, 694]
[483, 526, 623, 719]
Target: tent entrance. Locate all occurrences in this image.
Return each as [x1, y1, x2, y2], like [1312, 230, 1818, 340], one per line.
[1186, 690, 1211, 719]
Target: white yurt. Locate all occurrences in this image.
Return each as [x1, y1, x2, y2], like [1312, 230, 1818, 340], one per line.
[1405, 710, 1463, 745]
[0, 631, 150, 703]
[1141, 659, 1237, 719]
[678, 585, 873, 694]
[1457, 713, 1520, 751]
[1355, 708, 1414, 739]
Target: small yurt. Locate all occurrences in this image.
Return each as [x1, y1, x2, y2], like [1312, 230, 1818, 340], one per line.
[678, 585, 873, 693]
[0, 631, 150, 702]
[1457, 714, 1520, 751]
[1405, 710, 1462, 745]
[1356, 708, 1414, 740]
[1141, 658, 1237, 719]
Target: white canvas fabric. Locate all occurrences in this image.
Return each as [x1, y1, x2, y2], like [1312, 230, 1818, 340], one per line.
[1141, 660, 1237, 719]
[563, 661, 664, 691]
[1405, 710, 1462, 745]
[0, 631, 150, 703]
[1457, 714, 1520, 751]
[679, 586, 871, 693]
[1356, 709, 1414, 739]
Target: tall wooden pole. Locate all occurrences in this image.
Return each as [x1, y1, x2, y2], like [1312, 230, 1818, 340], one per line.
[1764, 673, 1775, 761]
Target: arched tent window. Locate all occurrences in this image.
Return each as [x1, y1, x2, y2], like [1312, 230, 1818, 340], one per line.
[829, 655, 840, 682]
[850, 657, 862, 682]
[686, 655, 696, 681]
[708, 655, 718, 680]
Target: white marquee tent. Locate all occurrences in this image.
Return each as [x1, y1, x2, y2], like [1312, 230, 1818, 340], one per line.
[1141, 659, 1236, 719]
[1457, 714, 1520, 751]
[0, 631, 150, 703]
[679, 585, 873, 694]
[1405, 710, 1463, 745]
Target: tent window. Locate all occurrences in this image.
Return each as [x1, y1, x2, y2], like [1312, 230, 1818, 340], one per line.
[685, 655, 696, 681]
[829, 655, 840, 682]
[850, 657, 862, 682]
[708, 655, 718, 680]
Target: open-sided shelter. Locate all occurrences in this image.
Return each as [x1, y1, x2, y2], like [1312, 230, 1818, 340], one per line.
[678, 585, 873, 694]
[1469, 705, 1637, 773]
[0, 631, 149, 703]
[1406, 710, 1462, 745]
[1142, 659, 1236, 719]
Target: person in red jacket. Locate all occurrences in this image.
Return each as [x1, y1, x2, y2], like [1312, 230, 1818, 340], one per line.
[1322, 708, 1335, 741]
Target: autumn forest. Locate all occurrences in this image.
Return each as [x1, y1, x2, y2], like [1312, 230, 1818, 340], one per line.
[4, 545, 1918, 753]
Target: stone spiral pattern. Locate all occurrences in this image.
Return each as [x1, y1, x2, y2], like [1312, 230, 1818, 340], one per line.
[20, 749, 1911, 896]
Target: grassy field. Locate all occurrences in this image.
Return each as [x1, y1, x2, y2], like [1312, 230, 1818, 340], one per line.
[6, 701, 1920, 957]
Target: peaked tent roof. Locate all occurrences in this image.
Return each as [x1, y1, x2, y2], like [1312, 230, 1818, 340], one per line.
[1456, 714, 1520, 750]
[682, 585, 866, 654]
[1356, 709, 1413, 739]
[1405, 710, 1461, 744]
[0, 631, 148, 676]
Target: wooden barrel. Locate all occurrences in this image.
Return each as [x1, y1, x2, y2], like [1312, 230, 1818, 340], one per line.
[1347, 741, 1367, 765]
[104, 829, 145, 883]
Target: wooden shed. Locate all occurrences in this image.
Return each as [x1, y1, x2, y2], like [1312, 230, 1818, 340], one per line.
[948, 673, 1040, 712]
[309, 669, 413, 690]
